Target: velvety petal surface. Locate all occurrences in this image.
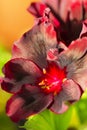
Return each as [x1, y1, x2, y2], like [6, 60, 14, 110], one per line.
[58, 37, 87, 68]
[12, 15, 57, 68]
[6, 85, 53, 122]
[50, 79, 81, 114]
[58, 37, 87, 91]
[1, 58, 42, 93]
[67, 51, 87, 91]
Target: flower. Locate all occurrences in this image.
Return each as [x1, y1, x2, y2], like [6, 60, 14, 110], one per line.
[1, 10, 85, 123]
[49, 21, 87, 113]
[28, 0, 87, 45]
[2, 10, 57, 93]
[1, 12, 58, 122]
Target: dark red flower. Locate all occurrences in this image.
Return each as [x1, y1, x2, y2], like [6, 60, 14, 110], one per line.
[1, 9, 87, 123]
[1, 12, 59, 122]
[28, 0, 87, 45]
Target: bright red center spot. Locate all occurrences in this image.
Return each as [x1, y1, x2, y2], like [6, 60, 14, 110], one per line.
[39, 62, 66, 94]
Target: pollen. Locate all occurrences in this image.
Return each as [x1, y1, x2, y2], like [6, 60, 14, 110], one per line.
[38, 80, 45, 86]
[43, 68, 46, 74]
[38, 62, 66, 94]
[62, 78, 67, 83]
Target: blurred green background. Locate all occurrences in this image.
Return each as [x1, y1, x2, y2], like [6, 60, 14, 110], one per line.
[0, 0, 87, 130]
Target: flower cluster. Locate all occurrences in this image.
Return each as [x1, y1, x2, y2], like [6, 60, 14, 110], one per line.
[28, 0, 87, 45]
[1, 0, 87, 123]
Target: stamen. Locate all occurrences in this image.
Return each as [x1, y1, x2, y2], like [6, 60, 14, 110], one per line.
[38, 80, 45, 86]
[62, 78, 67, 83]
[43, 68, 46, 74]
[38, 63, 66, 94]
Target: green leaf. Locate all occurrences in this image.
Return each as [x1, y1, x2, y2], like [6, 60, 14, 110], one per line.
[0, 44, 11, 76]
[0, 44, 18, 130]
[75, 98, 87, 124]
[72, 90, 87, 125]
[0, 44, 11, 111]
[0, 112, 17, 130]
[24, 107, 73, 130]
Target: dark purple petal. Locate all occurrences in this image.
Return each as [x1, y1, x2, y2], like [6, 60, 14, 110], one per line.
[50, 79, 81, 114]
[6, 85, 53, 122]
[12, 15, 57, 68]
[1, 58, 42, 93]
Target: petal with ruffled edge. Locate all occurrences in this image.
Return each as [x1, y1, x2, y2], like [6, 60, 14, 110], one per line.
[28, 1, 60, 28]
[27, 2, 46, 17]
[12, 13, 57, 68]
[58, 37, 87, 68]
[1, 58, 42, 93]
[49, 79, 81, 114]
[67, 51, 87, 91]
[6, 85, 53, 122]
[57, 37, 87, 91]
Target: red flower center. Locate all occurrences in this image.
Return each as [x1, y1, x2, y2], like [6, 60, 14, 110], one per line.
[38, 63, 66, 95]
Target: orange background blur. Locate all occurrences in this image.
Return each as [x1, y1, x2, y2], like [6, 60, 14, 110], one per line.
[0, 0, 39, 49]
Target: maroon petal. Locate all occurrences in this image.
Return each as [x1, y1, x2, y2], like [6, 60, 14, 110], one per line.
[12, 15, 57, 68]
[50, 96, 68, 114]
[27, 2, 46, 17]
[58, 37, 87, 68]
[50, 79, 81, 114]
[58, 37, 87, 91]
[1, 58, 42, 93]
[67, 52, 87, 91]
[61, 79, 81, 101]
[6, 85, 53, 122]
